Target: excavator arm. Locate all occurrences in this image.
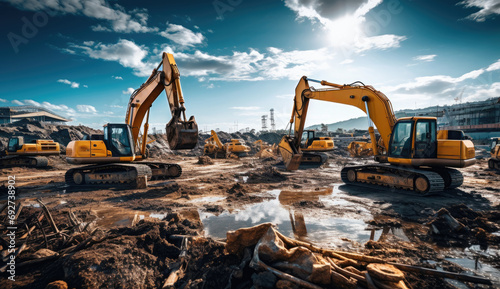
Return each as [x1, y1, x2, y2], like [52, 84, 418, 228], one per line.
[125, 52, 198, 156]
[280, 76, 397, 170]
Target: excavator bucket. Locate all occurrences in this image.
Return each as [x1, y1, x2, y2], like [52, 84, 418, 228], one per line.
[166, 115, 198, 150]
[278, 136, 302, 171]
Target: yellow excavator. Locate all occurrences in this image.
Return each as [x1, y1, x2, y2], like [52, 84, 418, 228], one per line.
[300, 130, 334, 152]
[203, 130, 227, 158]
[65, 52, 198, 188]
[203, 130, 251, 158]
[253, 140, 278, 159]
[488, 137, 500, 170]
[1, 137, 60, 167]
[279, 76, 476, 194]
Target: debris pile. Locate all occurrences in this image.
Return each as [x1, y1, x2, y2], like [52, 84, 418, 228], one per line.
[426, 204, 499, 247]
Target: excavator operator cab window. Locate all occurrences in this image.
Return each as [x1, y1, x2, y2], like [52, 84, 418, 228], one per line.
[301, 131, 315, 148]
[104, 124, 133, 157]
[414, 119, 437, 158]
[492, 139, 498, 151]
[7, 137, 20, 152]
[389, 121, 413, 158]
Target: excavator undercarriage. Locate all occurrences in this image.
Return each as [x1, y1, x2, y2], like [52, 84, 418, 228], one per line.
[340, 165, 463, 195]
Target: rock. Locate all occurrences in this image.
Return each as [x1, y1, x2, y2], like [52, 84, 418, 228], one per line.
[33, 248, 59, 258]
[45, 280, 68, 289]
[252, 271, 277, 289]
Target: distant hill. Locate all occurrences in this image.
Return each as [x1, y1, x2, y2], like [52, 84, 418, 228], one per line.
[307, 117, 366, 131]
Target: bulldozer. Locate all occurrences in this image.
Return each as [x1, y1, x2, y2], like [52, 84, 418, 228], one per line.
[279, 76, 475, 194]
[488, 137, 500, 170]
[65, 52, 198, 188]
[1, 136, 60, 167]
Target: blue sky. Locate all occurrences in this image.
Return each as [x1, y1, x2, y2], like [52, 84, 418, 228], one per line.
[1, 0, 499, 132]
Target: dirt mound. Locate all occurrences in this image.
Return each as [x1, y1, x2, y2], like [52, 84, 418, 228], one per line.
[197, 156, 214, 165]
[0, 120, 101, 151]
[427, 204, 499, 247]
[247, 166, 287, 183]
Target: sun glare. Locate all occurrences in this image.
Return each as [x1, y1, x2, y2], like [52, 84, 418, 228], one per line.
[326, 16, 363, 46]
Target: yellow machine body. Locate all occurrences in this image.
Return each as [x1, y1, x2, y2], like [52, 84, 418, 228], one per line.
[6, 137, 60, 156]
[488, 137, 500, 170]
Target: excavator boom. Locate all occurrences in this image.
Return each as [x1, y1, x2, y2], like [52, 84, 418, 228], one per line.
[126, 52, 198, 153]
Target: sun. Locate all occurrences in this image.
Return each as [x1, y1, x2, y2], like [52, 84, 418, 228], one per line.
[326, 16, 363, 46]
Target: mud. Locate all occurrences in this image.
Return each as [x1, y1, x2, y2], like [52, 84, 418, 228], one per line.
[1, 121, 499, 288]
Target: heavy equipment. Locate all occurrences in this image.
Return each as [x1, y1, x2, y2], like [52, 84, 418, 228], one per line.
[253, 140, 278, 159]
[65, 52, 198, 188]
[347, 137, 385, 158]
[300, 130, 334, 152]
[1, 136, 60, 167]
[203, 130, 227, 158]
[203, 130, 250, 158]
[279, 76, 476, 194]
[488, 137, 500, 170]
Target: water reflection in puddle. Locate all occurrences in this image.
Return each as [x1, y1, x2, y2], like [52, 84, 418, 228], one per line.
[200, 185, 373, 247]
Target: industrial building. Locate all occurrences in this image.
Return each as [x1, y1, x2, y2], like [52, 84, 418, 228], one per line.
[0, 105, 71, 124]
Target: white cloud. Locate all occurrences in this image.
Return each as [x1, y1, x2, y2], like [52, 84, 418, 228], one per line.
[110, 104, 124, 108]
[113, 76, 123, 80]
[0, 98, 7, 103]
[122, 87, 135, 95]
[3, 0, 157, 33]
[77, 104, 97, 113]
[173, 46, 332, 81]
[57, 79, 80, 88]
[24, 99, 41, 106]
[413, 54, 437, 62]
[230, 106, 261, 110]
[72, 39, 152, 77]
[486, 59, 500, 71]
[355, 35, 406, 52]
[159, 24, 205, 47]
[385, 58, 500, 102]
[340, 59, 354, 65]
[459, 0, 500, 22]
[284, 0, 406, 52]
[12, 100, 24, 105]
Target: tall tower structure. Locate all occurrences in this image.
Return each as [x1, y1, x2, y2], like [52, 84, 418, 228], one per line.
[270, 108, 275, 131]
[261, 115, 268, 131]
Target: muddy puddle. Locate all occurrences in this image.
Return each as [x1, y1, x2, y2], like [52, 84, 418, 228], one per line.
[199, 185, 375, 248]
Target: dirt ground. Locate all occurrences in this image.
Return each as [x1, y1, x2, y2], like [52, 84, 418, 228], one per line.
[1, 147, 500, 288]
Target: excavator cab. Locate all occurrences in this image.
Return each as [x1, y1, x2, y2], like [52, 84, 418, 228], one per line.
[300, 130, 334, 152]
[388, 118, 437, 159]
[105, 124, 134, 157]
[7, 136, 23, 153]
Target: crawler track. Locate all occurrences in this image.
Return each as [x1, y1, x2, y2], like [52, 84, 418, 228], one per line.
[65, 163, 152, 188]
[341, 164, 448, 195]
[0, 156, 48, 168]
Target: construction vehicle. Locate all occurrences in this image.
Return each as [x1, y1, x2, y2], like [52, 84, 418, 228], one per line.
[488, 137, 500, 170]
[226, 139, 251, 156]
[203, 130, 250, 158]
[65, 52, 198, 188]
[279, 76, 476, 194]
[203, 130, 227, 158]
[347, 137, 385, 158]
[1, 136, 60, 167]
[300, 130, 334, 152]
[253, 140, 278, 159]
